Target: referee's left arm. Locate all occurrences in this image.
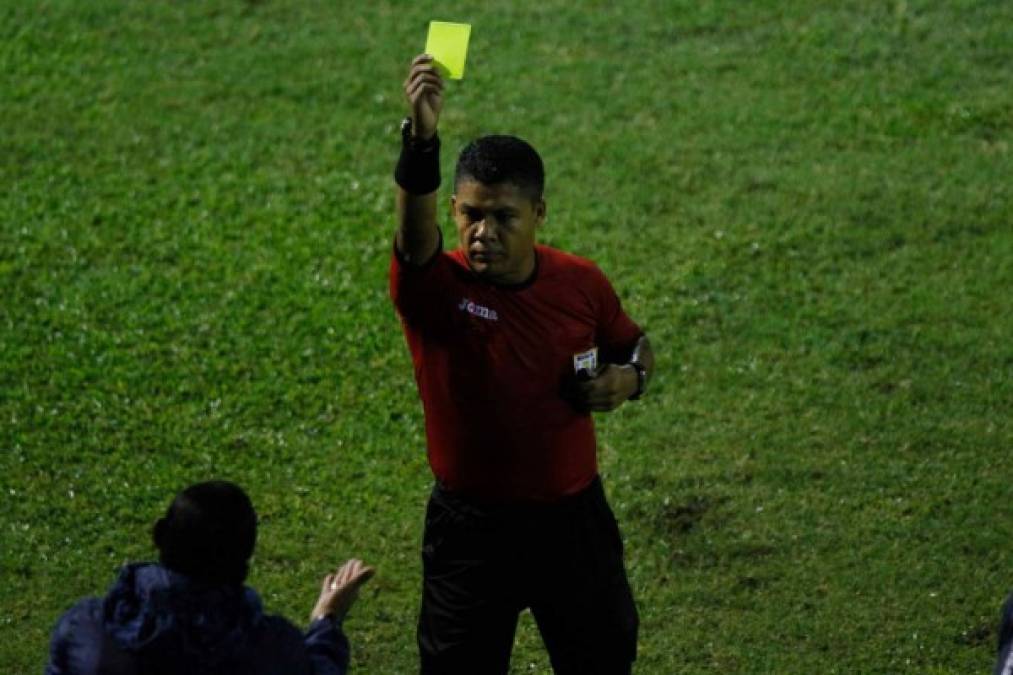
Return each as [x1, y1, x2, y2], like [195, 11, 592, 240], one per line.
[576, 334, 654, 412]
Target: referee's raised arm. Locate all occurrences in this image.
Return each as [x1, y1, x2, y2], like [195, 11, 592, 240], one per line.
[394, 54, 444, 266]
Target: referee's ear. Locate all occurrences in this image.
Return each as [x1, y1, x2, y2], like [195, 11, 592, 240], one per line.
[533, 198, 546, 227]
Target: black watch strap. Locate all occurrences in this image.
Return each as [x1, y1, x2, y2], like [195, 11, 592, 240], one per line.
[628, 362, 646, 400]
[401, 117, 438, 152]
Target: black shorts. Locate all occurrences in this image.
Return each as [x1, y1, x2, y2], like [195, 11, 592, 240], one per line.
[417, 476, 638, 674]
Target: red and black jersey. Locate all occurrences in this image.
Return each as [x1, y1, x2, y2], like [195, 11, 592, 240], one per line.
[390, 243, 642, 503]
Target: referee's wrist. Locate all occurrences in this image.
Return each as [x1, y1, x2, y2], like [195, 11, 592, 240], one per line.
[402, 117, 438, 150]
[395, 117, 441, 194]
[411, 125, 437, 144]
[626, 361, 646, 400]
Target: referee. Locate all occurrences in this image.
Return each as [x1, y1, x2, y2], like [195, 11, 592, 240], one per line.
[390, 54, 656, 674]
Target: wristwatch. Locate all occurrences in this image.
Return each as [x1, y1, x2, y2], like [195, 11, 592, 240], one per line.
[401, 117, 438, 151]
[628, 361, 647, 400]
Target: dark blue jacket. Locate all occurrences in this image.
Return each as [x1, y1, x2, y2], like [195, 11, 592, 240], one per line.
[998, 593, 1013, 675]
[45, 563, 349, 675]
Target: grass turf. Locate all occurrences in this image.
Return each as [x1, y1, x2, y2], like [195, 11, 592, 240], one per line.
[2, 0, 1011, 672]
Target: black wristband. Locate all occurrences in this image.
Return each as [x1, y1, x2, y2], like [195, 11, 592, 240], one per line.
[394, 118, 441, 195]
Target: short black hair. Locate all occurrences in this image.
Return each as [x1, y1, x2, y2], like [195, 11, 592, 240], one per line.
[153, 480, 257, 585]
[454, 135, 545, 202]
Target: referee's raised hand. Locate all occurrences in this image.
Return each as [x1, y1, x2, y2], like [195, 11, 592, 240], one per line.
[404, 53, 443, 141]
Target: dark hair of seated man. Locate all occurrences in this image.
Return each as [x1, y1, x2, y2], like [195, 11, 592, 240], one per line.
[153, 480, 258, 585]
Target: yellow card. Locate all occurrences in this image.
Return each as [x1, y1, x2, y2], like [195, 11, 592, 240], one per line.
[425, 21, 471, 80]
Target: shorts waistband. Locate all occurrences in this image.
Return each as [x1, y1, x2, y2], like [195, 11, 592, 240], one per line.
[432, 475, 604, 520]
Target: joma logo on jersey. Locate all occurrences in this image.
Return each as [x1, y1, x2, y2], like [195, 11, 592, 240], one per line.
[458, 298, 499, 321]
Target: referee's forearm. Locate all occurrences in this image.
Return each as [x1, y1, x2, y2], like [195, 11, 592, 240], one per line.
[396, 187, 440, 264]
[393, 122, 441, 264]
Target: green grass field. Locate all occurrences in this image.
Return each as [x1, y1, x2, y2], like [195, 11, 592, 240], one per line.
[2, 1, 1011, 672]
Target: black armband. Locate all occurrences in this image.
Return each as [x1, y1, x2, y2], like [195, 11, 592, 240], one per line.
[394, 117, 441, 195]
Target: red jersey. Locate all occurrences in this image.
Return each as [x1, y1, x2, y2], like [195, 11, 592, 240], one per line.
[390, 243, 642, 502]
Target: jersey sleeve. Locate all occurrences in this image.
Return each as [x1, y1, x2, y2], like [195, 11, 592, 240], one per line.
[389, 232, 449, 327]
[591, 265, 642, 363]
[303, 616, 351, 675]
[45, 598, 103, 675]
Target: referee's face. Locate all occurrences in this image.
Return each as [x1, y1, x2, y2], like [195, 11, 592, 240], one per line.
[452, 179, 545, 286]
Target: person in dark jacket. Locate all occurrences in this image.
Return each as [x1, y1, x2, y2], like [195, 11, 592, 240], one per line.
[45, 480, 374, 675]
[997, 593, 1013, 675]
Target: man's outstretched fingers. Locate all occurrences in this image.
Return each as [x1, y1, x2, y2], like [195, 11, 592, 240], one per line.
[311, 559, 375, 621]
